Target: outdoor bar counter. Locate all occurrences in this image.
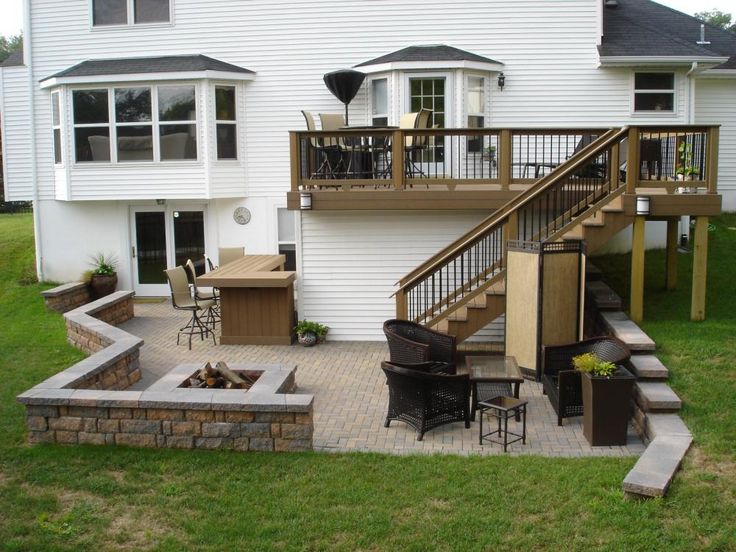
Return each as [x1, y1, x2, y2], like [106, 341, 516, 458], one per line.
[197, 255, 296, 345]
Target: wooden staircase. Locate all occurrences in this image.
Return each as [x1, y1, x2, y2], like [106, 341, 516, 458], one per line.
[395, 127, 633, 343]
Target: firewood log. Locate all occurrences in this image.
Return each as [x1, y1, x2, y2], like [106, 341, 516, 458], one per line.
[215, 361, 254, 389]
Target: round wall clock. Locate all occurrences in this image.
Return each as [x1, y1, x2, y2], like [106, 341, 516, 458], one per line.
[233, 206, 251, 225]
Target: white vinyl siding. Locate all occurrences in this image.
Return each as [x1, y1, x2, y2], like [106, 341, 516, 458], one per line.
[300, 211, 504, 341]
[695, 79, 736, 210]
[0, 66, 33, 201]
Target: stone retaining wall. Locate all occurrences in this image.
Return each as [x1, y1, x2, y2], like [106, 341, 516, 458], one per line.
[19, 291, 314, 452]
[41, 282, 92, 313]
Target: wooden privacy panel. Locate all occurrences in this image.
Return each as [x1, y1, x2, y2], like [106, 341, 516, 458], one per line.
[505, 249, 540, 375]
[505, 241, 585, 380]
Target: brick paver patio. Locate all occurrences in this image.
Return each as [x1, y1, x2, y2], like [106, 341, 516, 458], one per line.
[121, 301, 645, 457]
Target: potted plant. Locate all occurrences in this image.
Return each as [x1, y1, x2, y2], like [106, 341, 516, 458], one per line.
[675, 142, 699, 194]
[573, 352, 635, 446]
[483, 145, 497, 168]
[294, 320, 329, 347]
[88, 253, 118, 299]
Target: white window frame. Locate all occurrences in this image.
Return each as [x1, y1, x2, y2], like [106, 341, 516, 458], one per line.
[370, 77, 389, 126]
[51, 91, 64, 166]
[89, 0, 174, 29]
[465, 74, 486, 127]
[213, 84, 238, 161]
[70, 82, 199, 165]
[403, 72, 453, 127]
[631, 71, 677, 116]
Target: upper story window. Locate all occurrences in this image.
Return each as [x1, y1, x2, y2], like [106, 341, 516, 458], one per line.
[92, 0, 171, 26]
[634, 72, 675, 113]
[72, 84, 197, 163]
[215, 86, 237, 159]
[51, 92, 63, 164]
[371, 79, 388, 126]
[466, 76, 485, 152]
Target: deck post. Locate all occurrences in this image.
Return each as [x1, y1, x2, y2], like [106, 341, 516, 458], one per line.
[499, 129, 512, 190]
[395, 288, 408, 320]
[666, 218, 678, 291]
[392, 129, 405, 190]
[706, 126, 719, 194]
[610, 142, 620, 189]
[289, 132, 301, 191]
[626, 127, 639, 193]
[691, 216, 709, 321]
[630, 216, 646, 323]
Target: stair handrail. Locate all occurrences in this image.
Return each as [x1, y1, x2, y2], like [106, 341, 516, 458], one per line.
[397, 126, 629, 292]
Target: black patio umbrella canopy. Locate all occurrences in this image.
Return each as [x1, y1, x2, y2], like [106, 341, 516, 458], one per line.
[323, 69, 365, 126]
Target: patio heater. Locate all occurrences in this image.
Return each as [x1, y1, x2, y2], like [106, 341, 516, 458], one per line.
[323, 69, 365, 126]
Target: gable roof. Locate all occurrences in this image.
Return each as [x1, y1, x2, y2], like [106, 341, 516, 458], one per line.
[0, 49, 24, 68]
[355, 44, 503, 72]
[600, 0, 735, 68]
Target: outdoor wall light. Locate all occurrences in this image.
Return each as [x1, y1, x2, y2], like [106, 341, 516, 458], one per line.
[636, 196, 650, 216]
[497, 72, 506, 90]
[300, 192, 313, 210]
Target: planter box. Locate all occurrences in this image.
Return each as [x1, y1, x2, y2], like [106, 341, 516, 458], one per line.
[581, 366, 635, 446]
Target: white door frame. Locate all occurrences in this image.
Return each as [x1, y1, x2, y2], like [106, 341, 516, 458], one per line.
[129, 204, 209, 296]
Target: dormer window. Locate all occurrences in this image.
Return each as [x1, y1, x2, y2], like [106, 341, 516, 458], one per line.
[92, 0, 171, 27]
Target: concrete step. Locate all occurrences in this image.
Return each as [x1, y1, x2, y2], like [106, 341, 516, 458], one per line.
[646, 413, 691, 441]
[585, 280, 622, 311]
[634, 381, 682, 412]
[629, 355, 669, 380]
[599, 311, 656, 352]
[623, 434, 692, 498]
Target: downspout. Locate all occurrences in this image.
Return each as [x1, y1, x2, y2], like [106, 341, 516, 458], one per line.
[681, 62, 699, 244]
[24, 0, 44, 280]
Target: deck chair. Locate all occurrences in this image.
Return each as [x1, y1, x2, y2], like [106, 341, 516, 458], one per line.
[165, 266, 216, 350]
[404, 108, 432, 178]
[218, 246, 245, 267]
[302, 110, 342, 179]
[185, 259, 219, 327]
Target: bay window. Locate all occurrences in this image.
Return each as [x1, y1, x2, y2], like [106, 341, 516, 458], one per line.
[466, 76, 485, 152]
[72, 84, 198, 163]
[214, 86, 237, 159]
[371, 79, 388, 126]
[52, 92, 62, 164]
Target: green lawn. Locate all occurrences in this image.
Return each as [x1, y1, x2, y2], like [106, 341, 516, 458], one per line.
[0, 213, 734, 551]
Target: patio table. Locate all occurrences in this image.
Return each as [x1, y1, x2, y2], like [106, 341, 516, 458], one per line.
[458, 355, 524, 421]
[197, 255, 296, 345]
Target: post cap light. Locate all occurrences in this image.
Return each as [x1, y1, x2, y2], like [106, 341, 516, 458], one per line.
[497, 72, 506, 91]
[300, 192, 312, 210]
[636, 196, 650, 216]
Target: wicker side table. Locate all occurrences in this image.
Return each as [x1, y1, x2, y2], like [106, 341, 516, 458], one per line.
[478, 396, 528, 452]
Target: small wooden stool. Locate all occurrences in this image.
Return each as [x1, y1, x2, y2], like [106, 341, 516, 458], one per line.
[478, 396, 528, 452]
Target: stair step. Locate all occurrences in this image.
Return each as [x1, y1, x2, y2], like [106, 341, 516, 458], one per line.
[601, 205, 624, 214]
[634, 382, 682, 412]
[629, 355, 669, 380]
[585, 280, 622, 310]
[563, 228, 584, 240]
[599, 311, 656, 352]
[486, 281, 506, 295]
[582, 219, 605, 228]
[448, 307, 468, 322]
[467, 295, 487, 309]
[434, 318, 449, 333]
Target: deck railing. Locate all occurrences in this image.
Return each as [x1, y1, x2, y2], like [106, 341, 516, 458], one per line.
[289, 125, 719, 194]
[395, 128, 630, 325]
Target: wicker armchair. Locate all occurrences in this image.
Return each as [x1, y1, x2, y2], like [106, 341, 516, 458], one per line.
[542, 337, 631, 426]
[383, 319, 456, 373]
[381, 361, 470, 441]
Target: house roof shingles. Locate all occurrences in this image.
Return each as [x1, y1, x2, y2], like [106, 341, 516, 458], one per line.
[600, 0, 736, 69]
[356, 44, 501, 68]
[43, 54, 253, 81]
[1, 49, 24, 67]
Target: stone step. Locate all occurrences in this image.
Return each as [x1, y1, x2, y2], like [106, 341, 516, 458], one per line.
[585, 262, 603, 281]
[585, 280, 622, 311]
[634, 381, 682, 412]
[646, 413, 691, 441]
[623, 434, 692, 498]
[628, 355, 669, 380]
[599, 311, 656, 352]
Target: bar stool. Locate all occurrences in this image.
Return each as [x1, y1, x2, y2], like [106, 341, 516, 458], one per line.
[478, 396, 528, 452]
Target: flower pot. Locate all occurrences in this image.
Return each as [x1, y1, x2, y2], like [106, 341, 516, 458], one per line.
[297, 331, 318, 347]
[581, 366, 635, 446]
[89, 274, 117, 299]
